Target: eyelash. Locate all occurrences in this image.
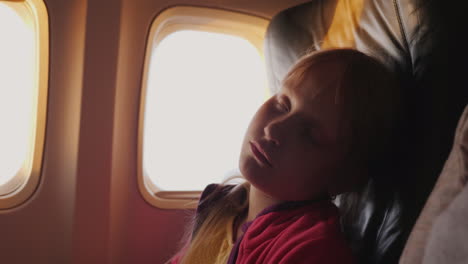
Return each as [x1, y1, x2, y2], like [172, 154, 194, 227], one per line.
[278, 102, 288, 112]
[276, 98, 289, 113]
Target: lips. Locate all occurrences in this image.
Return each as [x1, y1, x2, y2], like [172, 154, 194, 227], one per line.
[249, 141, 273, 167]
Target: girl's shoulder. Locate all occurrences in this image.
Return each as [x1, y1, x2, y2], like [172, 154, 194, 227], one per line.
[196, 184, 236, 215]
[192, 183, 242, 237]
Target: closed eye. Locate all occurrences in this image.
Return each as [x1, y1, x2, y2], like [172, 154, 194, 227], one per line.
[275, 101, 288, 112]
[275, 95, 290, 113]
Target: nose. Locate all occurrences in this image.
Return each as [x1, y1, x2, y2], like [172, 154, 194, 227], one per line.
[264, 117, 287, 146]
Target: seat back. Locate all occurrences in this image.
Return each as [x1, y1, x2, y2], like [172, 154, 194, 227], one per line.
[263, 0, 468, 263]
[400, 105, 468, 263]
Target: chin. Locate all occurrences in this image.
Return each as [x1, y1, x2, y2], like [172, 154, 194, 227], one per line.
[239, 160, 265, 186]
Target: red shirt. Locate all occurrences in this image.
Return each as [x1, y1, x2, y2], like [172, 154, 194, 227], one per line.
[171, 184, 356, 264]
[229, 199, 356, 264]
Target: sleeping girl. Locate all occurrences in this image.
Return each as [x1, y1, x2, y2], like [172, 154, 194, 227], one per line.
[169, 48, 400, 264]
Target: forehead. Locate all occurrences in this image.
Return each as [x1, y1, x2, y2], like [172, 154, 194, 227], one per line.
[281, 58, 345, 108]
[284, 59, 345, 100]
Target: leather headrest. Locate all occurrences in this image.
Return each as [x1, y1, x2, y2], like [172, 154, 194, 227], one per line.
[264, 0, 416, 93]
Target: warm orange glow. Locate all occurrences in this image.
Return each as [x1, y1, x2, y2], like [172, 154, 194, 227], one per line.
[322, 0, 364, 48]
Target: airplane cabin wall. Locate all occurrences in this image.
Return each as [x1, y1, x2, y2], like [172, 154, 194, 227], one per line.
[0, 0, 310, 263]
[0, 0, 86, 262]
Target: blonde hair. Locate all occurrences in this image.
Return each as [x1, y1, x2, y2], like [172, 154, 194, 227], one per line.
[178, 180, 249, 264]
[173, 48, 401, 263]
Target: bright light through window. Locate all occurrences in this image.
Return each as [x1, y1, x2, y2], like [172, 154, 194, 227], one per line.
[143, 30, 268, 191]
[0, 2, 36, 187]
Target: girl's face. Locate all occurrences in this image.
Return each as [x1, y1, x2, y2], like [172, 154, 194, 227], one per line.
[239, 59, 349, 201]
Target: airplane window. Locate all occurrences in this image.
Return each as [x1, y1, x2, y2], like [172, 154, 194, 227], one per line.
[0, 0, 48, 207]
[142, 30, 268, 192]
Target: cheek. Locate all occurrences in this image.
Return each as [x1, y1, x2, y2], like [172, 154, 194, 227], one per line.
[285, 150, 338, 183]
[238, 149, 270, 189]
[239, 111, 265, 176]
[242, 103, 271, 140]
[311, 151, 346, 187]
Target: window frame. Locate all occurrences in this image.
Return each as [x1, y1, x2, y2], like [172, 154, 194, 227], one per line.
[0, 0, 49, 209]
[138, 6, 268, 209]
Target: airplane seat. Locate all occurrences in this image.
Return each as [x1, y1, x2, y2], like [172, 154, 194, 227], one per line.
[263, 0, 468, 263]
[400, 105, 468, 263]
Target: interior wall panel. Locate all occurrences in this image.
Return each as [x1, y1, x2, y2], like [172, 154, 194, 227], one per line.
[71, 0, 123, 263]
[0, 0, 309, 263]
[0, 0, 87, 262]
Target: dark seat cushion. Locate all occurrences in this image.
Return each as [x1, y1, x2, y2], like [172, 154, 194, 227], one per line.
[400, 105, 468, 263]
